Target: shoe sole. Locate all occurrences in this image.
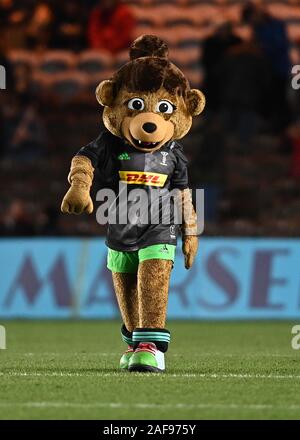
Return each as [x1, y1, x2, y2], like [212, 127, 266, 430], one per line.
[128, 364, 164, 373]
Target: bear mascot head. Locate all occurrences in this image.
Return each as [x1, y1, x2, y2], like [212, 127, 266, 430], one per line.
[96, 34, 205, 151]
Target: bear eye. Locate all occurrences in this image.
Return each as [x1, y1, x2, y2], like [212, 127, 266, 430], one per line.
[128, 98, 145, 111]
[156, 100, 174, 114]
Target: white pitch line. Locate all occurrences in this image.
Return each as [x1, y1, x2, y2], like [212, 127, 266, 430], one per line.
[15, 352, 300, 359]
[18, 351, 300, 358]
[22, 352, 119, 357]
[1, 371, 300, 380]
[0, 401, 299, 411]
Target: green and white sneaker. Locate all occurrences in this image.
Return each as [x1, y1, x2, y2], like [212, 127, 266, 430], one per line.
[128, 342, 165, 373]
[119, 346, 134, 370]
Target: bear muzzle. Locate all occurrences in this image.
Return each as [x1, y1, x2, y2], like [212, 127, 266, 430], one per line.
[123, 112, 174, 151]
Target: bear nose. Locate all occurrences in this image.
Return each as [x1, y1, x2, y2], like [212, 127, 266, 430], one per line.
[142, 122, 157, 133]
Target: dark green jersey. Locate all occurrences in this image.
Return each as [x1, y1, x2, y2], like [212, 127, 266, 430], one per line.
[77, 130, 189, 251]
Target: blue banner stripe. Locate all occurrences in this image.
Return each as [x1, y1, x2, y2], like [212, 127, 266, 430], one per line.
[2, 237, 300, 320]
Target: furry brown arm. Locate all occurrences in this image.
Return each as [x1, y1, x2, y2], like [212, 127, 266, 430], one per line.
[61, 155, 94, 215]
[179, 188, 199, 269]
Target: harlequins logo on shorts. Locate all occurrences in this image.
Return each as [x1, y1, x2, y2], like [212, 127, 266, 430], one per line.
[118, 152, 131, 160]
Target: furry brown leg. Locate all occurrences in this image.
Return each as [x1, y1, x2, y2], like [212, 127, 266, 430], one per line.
[112, 272, 139, 332]
[137, 259, 173, 328]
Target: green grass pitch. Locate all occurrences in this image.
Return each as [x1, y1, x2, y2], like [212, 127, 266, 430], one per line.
[0, 320, 300, 420]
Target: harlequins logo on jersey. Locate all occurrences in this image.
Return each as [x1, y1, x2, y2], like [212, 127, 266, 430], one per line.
[118, 152, 131, 160]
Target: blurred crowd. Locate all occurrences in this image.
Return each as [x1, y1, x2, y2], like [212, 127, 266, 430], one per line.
[0, 0, 135, 52]
[1, 0, 300, 237]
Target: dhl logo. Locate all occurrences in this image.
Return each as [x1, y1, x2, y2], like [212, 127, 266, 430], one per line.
[119, 171, 168, 187]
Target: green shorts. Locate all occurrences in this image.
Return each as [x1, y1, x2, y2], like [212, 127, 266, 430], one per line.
[107, 244, 176, 273]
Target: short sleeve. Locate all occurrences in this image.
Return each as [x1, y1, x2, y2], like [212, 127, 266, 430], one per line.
[170, 145, 189, 189]
[76, 131, 109, 169]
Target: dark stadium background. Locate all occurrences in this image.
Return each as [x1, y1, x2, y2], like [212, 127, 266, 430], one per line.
[1, 0, 300, 421]
[1, 0, 299, 238]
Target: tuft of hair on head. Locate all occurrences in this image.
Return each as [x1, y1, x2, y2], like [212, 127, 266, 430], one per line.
[129, 35, 169, 60]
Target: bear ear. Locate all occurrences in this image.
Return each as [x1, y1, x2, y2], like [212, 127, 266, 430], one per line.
[186, 89, 206, 116]
[96, 80, 114, 107]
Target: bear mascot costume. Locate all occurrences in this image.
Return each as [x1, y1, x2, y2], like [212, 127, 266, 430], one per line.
[61, 35, 205, 373]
